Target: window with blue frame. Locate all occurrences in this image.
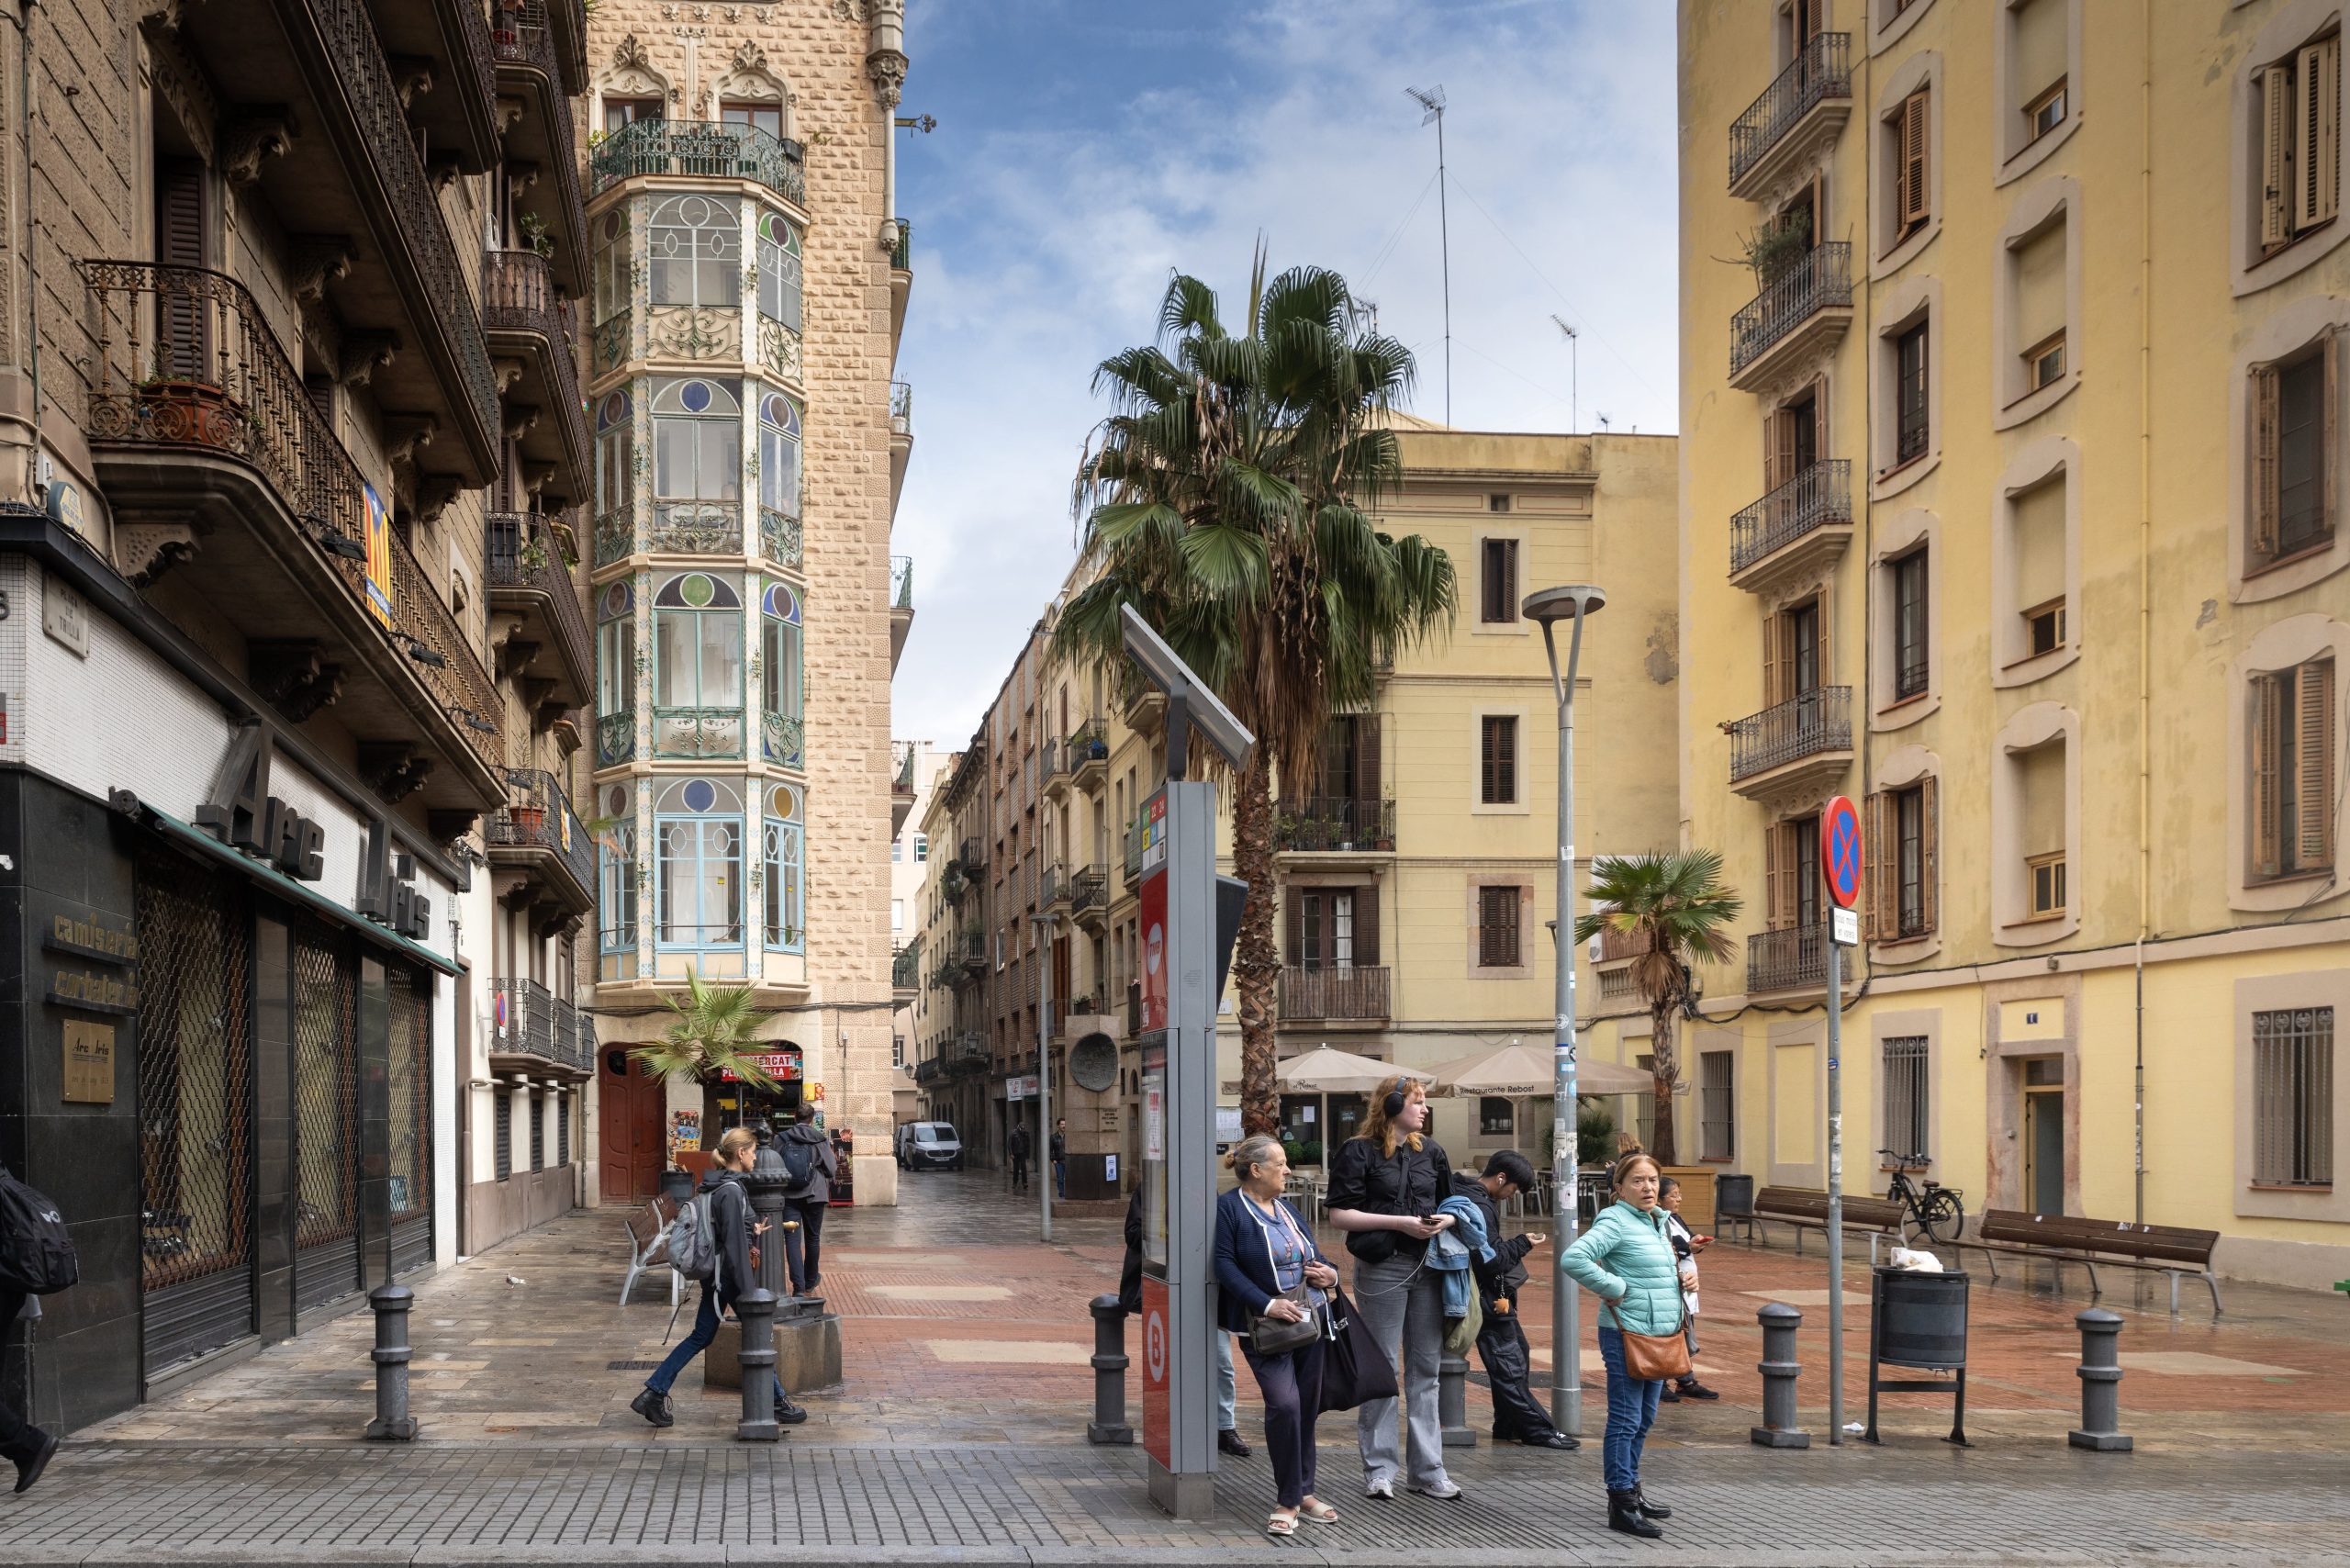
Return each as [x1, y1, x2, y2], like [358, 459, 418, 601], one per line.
[648, 193, 740, 308]
[655, 777, 744, 957]
[756, 210, 803, 332]
[596, 779, 639, 980]
[596, 579, 637, 767]
[760, 579, 802, 767]
[653, 572, 743, 758]
[651, 376, 741, 503]
[763, 783, 805, 954]
[757, 391, 801, 520]
[595, 390, 633, 547]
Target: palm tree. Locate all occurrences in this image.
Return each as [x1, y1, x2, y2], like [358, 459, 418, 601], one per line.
[1572, 850, 1743, 1166]
[628, 968, 779, 1092]
[1052, 252, 1457, 1137]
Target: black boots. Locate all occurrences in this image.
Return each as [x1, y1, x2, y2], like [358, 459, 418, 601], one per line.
[1607, 1489, 1663, 1539]
[1635, 1486, 1673, 1519]
[631, 1387, 676, 1428]
[10, 1429, 57, 1495]
[1217, 1427, 1251, 1457]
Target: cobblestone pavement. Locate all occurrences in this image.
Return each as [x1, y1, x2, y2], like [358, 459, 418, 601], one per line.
[6, 1170, 2346, 1563]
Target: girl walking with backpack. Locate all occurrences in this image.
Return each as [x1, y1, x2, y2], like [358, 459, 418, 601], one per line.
[631, 1127, 806, 1428]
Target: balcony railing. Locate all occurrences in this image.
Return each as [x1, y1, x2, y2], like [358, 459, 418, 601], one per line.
[890, 554, 913, 610]
[891, 945, 920, 989]
[1068, 720, 1109, 778]
[957, 837, 986, 873]
[1275, 796, 1398, 853]
[1729, 242, 1852, 379]
[1748, 925, 1826, 993]
[1071, 866, 1106, 919]
[890, 216, 913, 271]
[487, 767, 595, 903]
[1729, 460, 1852, 576]
[487, 3, 587, 272]
[891, 740, 918, 795]
[589, 117, 808, 207]
[1729, 32, 1852, 188]
[486, 511, 590, 692]
[1279, 965, 1393, 1022]
[1039, 863, 1068, 910]
[82, 261, 501, 773]
[654, 706, 744, 760]
[481, 250, 588, 470]
[492, 977, 592, 1071]
[1727, 687, 1852, 783]
[890, 380, 913, 435]
[1123, 818, 1144, 886]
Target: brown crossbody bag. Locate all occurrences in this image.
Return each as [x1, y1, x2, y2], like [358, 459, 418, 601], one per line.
[1602, 1298, 1691, 1382]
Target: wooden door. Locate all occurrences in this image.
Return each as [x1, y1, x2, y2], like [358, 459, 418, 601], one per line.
[599, 1055, 666, 1203]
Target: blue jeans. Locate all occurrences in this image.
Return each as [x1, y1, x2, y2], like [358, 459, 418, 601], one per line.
[646, 1282, 789, 1407]
[1596, 1327, 1662, 1494]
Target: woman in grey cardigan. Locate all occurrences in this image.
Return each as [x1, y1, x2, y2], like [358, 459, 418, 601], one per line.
[1561, 1150, 1683, 1539]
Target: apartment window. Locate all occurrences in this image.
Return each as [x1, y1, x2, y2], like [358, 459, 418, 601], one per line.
[604, 96, 663, 132]
[1477, 885, 1522, 968]
[1479, 1098, 1516, 1137]
[494, 1091, 513, 1181]
[2024, 78, 2067, 143]
[1895, 320, 1930, 465]
[1864, 778, 1940, 942]
[651, 376, 743, 504]
[891, 839, 903, 864]
[2252, 656, 2338, 879]
[759, 787, 802, 954]
[1883, 1036, 1930, 1159]
[720, 99, 783, 140]
[1766, 815, 1822, 930]
[755, 209, 804, 332]
[2010, 475, 2067, 665]
[596, 579, 636, 718]
[2026, 851, 2066, 918]
[915, 834, 929, 863]
[1887, 87, 1930, 243]
[598, 794, 639, 978]
[1480, 715, 1518, 804]
[759, 583, 803, 767]
[1290, 887, 1374, 971]
[2254, 1005, 2333, 1187]
[647, 193, 742, 308]
[2257, 33, 2341, 254]
[653, 571, 744, 716]
[1480, 537, 1520, 624]
[1892, 548, 1929, 700]
[892, 1035, 906, 1070]
[1488, 493, 1512, 513]
[1699, 1051, 1735, 1162]
[595, 389, 633, 525]
[2010, 216, 2068, 403]
[1764, 595, 1829, 705]
[655, 778, 746, 954]
[891, 900, 905, 932]
[592, 207, 630, 326]
[2251, 336, 2338, 569]
[2010, 0, 2067, 144]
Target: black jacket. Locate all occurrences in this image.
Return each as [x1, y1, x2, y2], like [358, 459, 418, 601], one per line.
[781, 1123, 838, 1201]
[1326, 1134, 1454, 1265]
[1118, 1186, 1145, 1316]
[1008, 1126, 1031, 1160]
[699, 1168, 758, 1300]
[1449, 1170, 1537, 1305]
[1049, 1130, 1067, 1160]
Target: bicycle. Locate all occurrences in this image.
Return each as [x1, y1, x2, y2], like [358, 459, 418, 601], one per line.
[1878, 1148, 1964, 1246]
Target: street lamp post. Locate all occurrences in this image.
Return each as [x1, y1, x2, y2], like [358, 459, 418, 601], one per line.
[1526, 583, 1606, 1438]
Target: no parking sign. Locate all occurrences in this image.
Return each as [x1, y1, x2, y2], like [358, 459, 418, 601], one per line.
[1820, 795, 1863, 910]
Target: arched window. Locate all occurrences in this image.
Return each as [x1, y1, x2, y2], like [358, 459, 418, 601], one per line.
[760, 580, 803, 767]
[650, 376, 741, 503]
[596, 580, 637, 767]
[592, 206, 631, 325]
[763, 783, 805, 954]
[595, 390, 633, 547]
[653, 572, 744, 757]
[756, 210, 802, 332]
[597, 780, 639, 980]
[654, 778, 745, 958]
[757, 391, 801, 521]
[647, 193, 740, 308]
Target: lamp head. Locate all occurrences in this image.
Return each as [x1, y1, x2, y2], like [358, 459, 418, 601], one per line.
[1522, 584, 1606, 625]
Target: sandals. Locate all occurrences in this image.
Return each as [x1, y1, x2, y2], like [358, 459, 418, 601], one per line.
[1297, 1497, 1339, 1524]
[1267, 1508, 1298, 1537]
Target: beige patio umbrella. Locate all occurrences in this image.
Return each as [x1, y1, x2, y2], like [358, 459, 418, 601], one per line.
[1276, 1046, 1437, 1092]
[1428, 1041, 1652, 1097]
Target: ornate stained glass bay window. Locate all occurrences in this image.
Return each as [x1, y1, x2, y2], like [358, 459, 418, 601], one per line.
[648, 193, 741, 308]
[653, 571, 744, 758]
[764, 783, 805, 955]
[650, 376, 742, 554]
[655, 777, 745, 969]
[597, 780, 640, 980]
[758, 389, 802, 527]
[761, 580, 804, 767]
[756, 210, 803, 332]
[595, 389, 634, 563]
[596, 579, 637, 767]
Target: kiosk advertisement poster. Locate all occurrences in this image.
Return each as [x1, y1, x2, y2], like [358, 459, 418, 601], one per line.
[1140, 1273, 1171, 1467]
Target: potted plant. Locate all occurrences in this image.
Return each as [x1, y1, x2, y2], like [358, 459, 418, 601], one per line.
[518, 532, 551, 574]
[138, 369, 244, 448]
[520, 212, 554, 262]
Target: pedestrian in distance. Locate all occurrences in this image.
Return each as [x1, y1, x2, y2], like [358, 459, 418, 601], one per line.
[1561, 1149, 1684, 1539]
[1119, 1182, 1248, 1454]
[1656, 1176, 1718, 1403]
[781, 1103, 838, 1294]
[1050, 1117, 1069, 1199]
[1447, 1149, 1578, 1450]
[631, 1126, 807, 1429]
[1214, 1135, 1341, 1538]
[1007, 1122, 1031, 1193]
[1325, 1073, 1461, 1501]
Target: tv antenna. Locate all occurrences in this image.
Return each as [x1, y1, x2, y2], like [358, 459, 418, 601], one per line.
[1405, 84, 1451, 424]
[1550, 314, 1578, 434]
[1595, 411, 1612, 432]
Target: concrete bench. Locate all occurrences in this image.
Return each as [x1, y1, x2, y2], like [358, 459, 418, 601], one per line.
[1956, 1209, 2221, 1316]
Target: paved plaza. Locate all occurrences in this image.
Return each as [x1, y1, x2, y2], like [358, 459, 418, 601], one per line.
[4, 1171, 2347, 1564]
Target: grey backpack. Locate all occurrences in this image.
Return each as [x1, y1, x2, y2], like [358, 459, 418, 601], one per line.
[666, 1192, 719, 1283]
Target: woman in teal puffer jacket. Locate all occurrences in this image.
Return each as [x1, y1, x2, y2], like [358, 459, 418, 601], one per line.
[1561, 1150, 1682, 1539]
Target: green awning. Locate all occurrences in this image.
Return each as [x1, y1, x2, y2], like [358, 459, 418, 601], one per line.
[141, 805, 461, 977]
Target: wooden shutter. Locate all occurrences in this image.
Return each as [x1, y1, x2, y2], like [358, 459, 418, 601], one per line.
[2325, 328, 2342, 538]
[2263, 63, 2296, 248]
[1480, 717, 1499, 801]
[1863, 791, 1892, 940]
[2298, 37, 2340, 231]
[1919, 775, 1940, 935]
[1810, 375, 1830, 469]
[1479, 886, 1519, 967]
[2253, 673, 2284, 877]
[1901, 89, 1930, 229]
[2300, 659, 2337, 868]
[1498, 716, 1516, 802]
[1814, 593, 1833, 687]
[1769, 405, 1797, 492]
[1285, 886, 1304, 966]
[1762, 610, 1785, 705]
[2253, 363, 2283, 555]
[1354, 885, 1381, 966]
[155, 158, 207, 381]
[1502, 539, 1519, 622]
[1764, 821, 1790, 930]
[1356, 715, 1382, 817]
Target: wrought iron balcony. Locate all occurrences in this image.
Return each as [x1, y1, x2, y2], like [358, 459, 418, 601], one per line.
[1726, 687, 1853, 795]
[891, 216, 914, 271]
[1275, 796, 1398, 854]
[589, 118, 808, 207]
[481, 250, 589, 491]
[892, 944, 920, 991]
[486, 512, 590, 708]
[1728, 32, 1852, 197]
[890, 382, 914, 512]
[957, 837, 986, 874]
[1747, 925, 1826, 994]
[488, 2, 588, 293]
[1041, 863, 1070, 913]
[1123, 817, 1145, 887]
[1278, 966, 1393, 1023]
[889, 554, 914, 672]
[1071, 866, 1107, 923]
[1068, 720, 1110, 785]
[81, 260, 503, 806]
[367, 0, 498, 174]
[1729, 460, 1854, 589]
[891, 740, 918, 802]
[1730, 242, 1852, 388]
[489, 977, 593, 1076]
[486, 767, 595, 912]
[956, 930, 989, 971]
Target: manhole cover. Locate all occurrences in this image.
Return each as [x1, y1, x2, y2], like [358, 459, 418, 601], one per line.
[607, 1360, 662, 1371]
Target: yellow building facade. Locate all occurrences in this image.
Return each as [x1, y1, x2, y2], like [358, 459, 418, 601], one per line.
[1675, 0, 2348, 1288]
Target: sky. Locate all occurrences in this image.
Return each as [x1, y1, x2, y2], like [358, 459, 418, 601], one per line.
[887, 0, 1680, 750]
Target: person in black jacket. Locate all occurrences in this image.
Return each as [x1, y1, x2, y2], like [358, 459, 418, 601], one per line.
[781, 1103, 839, 1294]
[1050, 1117, 1069, 1198]
[1449, 1151, 1578, 1450]
[1007, 1122, 1032, 1193]
[0, 1287, 56, 1492]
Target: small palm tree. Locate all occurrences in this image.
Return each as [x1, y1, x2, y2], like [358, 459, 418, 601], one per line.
[629, 968, 778, 1092]
[1572, 850, 1742, 1166]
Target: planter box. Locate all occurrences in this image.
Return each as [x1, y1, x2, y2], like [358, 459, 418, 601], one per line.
[704, 1308, 844, 1394]
[1660, 1166, 1718, 1232]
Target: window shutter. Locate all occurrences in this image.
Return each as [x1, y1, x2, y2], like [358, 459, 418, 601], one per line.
[2325, 328, 2341, 536]
[1480, 716, 1499, 802]
[1902, 89, 1930, 228]
[1890, 107, 1911, 237]
[1764, 822, 1789, 931]
[2263, 63, 2295, 248]
[1285, 886, 1304, 965]
[1478, 886, 1502, 967]
[1355, 884, 1381, 966]
[1811, 375, 1830, 469]
[2298, 37, 2340, 231]
[1771, 406, 1797, 492]
[1503, 539, 1520, 621]
[1762, 610, 1785, 706]
[2299, 659, 2337, 868]
[1481, 539, 1502, 622]
[156, 159, 208, 381]
[1815, 594, 1833, 685]
[1920, 774, 1941, 934]
[2253, 673, 2284, 878]
[1497, 716, 1516, 802]
[2252, 363, 2283, 556]
[1357, 715, 1382, 819]
[1863, 791, 1892, 940]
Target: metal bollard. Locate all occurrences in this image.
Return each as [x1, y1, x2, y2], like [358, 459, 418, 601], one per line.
[735, 1286, 780, 1441]
[364, 1284, 418, 1441]
[1438, 1350, 1476, 1446]
[1750, 1301, 1809, 1449]
[2067, 1308, 2132, 1451]
[1087, 1294, 1134, 1444]
[744, 1170, 792, 1298]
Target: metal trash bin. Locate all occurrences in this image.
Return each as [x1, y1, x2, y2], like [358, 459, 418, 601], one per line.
[1865, 1266, 1971, 1446]
[1715, 1172, 1756, 1242]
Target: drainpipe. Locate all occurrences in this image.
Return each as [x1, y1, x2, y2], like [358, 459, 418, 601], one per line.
[2132, 0, 2153, 1226]
[6, 0, 42, 503]
[866, 0, 906, 251]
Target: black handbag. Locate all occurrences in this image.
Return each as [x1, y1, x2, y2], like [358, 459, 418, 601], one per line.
[1317, 1286, 1399, 1412]
[1248, 1285, 1322, 1355]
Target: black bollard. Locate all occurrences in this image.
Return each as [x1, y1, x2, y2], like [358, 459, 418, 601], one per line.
[364, 1284, 418, 1441]
[1438, 1350, 1477, 1447]
[2067, 1308, 2132, 1451]
[736, 1286, 780, 1441]
[1087, 1294, 1134, 1445]
[1750, 1301, 1808, 1449]
[744, 1170, 792, 1298]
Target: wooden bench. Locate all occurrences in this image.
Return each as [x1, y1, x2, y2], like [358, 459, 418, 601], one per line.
[1956, 1209, 2222, 1316]
[1751, 1187, 1908, 1265]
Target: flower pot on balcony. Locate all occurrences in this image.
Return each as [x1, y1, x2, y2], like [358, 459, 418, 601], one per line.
[139, 378, 245, 449]
[509, 805, 546, 836]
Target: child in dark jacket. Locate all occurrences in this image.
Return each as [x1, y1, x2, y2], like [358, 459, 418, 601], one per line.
[1449, 1151, 1578, 1450]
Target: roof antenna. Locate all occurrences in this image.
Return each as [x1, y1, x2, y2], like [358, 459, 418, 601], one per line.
[1550, 314, 1578, 434]
[1405, 84, 1451, 424]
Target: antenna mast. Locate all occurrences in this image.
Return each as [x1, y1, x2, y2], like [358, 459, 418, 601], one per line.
[1550, 314, 1578, 435]
[1406, 84, 1451, 424]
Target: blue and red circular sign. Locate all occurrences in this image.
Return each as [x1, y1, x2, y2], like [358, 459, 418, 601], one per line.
[1821, 795, 1863, 910]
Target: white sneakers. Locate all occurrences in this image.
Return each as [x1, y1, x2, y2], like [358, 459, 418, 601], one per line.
[1364, 1476, 1395, 1500]
[1408, 1477, 1463, 1500]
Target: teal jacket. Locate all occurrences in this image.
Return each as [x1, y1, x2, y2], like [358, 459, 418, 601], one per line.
[1561, 1200, 1684, 1337]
